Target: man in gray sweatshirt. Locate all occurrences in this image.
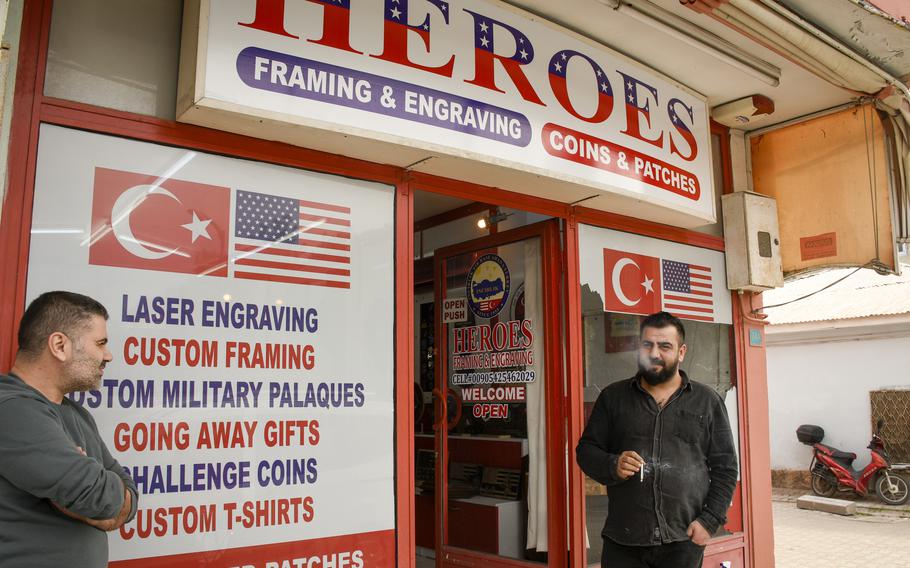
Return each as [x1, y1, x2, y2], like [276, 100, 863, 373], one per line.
[0, 291, 138, 567]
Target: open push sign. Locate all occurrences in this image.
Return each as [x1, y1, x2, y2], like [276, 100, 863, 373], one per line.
[442, 298, 468, 323]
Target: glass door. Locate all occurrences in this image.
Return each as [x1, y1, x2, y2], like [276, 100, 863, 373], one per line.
[433, 221, 565, 568]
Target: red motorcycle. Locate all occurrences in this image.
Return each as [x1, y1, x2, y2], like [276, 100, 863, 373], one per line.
[797, 420, 909, 505]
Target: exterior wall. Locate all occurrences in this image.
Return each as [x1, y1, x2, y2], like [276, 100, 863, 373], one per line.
[750, 106, 896, 273]
[767, 332, 910, 470]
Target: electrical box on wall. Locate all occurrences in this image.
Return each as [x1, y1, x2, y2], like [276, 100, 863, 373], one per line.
[722, 191, 784, 291]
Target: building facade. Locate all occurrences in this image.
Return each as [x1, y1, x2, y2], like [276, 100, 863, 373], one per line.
[1, 1, 908, 567]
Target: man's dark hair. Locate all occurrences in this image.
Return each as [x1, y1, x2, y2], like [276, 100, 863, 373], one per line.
[640, 311, 686, 344]
[17, 291, 109, 357]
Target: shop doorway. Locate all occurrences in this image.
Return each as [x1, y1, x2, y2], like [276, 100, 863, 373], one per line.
[413, 195, 567, 568]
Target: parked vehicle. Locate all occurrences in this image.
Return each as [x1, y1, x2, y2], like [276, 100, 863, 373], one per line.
[796, 420, 909, 506]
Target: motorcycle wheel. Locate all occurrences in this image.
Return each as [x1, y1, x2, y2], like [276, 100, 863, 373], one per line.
[876, 473, 910, 506]
[810, 471, 837, 497]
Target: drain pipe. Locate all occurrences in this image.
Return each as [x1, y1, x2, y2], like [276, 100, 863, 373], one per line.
[595, 0, 781, 86]
[754, 0, 910, 104]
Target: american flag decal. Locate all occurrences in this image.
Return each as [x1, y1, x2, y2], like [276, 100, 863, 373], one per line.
[232, 189, 351, 289]
[661, 259, 713, 321]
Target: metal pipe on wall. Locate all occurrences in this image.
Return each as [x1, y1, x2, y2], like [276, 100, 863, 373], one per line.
[596, 0, 781, 86]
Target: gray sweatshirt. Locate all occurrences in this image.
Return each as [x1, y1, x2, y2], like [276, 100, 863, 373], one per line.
[0, 373, 138, 567]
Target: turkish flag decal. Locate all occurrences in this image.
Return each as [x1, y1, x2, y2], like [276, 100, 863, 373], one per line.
[88, 168, 230, 277]
[602, 248, 662, 315]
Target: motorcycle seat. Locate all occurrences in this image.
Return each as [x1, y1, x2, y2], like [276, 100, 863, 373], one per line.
[816, 443, 856, 462]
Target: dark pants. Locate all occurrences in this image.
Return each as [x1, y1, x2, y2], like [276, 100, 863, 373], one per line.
[601, 537, 705, 568]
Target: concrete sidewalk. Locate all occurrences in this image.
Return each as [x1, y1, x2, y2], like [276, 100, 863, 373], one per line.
[772, 487, 910, 568]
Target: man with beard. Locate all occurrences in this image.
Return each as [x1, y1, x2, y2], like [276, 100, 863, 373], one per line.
[576, 311, 737, 568]
[0, 291, 137, 568]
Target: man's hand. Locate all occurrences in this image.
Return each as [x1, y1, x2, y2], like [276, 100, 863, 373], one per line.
[105, 485, 132, 530]
[686, 520, 710, 546]
[615, 450, 645, 480]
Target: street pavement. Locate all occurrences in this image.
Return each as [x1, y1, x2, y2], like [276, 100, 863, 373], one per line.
[772, 489, 910, 567]
[429, 490, 910, 567]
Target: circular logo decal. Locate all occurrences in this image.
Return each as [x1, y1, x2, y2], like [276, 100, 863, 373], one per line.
[510, 282, 525, 322]
[466, 253, 510, 319]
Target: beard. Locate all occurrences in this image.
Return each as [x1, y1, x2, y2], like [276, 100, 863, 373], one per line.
[62, 351, 105, 393]
[65, 372, 102, 393]
[639, 358, 679, 386]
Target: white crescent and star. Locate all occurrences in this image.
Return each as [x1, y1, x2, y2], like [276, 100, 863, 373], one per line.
[110, 184, 213, 259]
[611, 257, 655, 306]
[182, 211, 212, 243]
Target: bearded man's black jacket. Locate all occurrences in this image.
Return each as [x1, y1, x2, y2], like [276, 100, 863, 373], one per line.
[576, 371, 738, 546]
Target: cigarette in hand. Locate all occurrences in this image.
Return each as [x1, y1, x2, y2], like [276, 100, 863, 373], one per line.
[640, 463, 644, 482]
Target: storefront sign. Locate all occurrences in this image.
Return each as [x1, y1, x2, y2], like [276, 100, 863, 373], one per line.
[450, 315, 535, 420]
[442, 297, 468, 323]
[450, 318, 536, 387]
[461, 385, 526, 403]
[27, 125, 395, 566]
[179, 0, 715, 223]
[578, 225, 732, 324]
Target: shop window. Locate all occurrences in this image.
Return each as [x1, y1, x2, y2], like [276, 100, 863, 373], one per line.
[44, 0, 182, 119]
[577, 223, 743, 563]
[27, 124, 397, 565]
